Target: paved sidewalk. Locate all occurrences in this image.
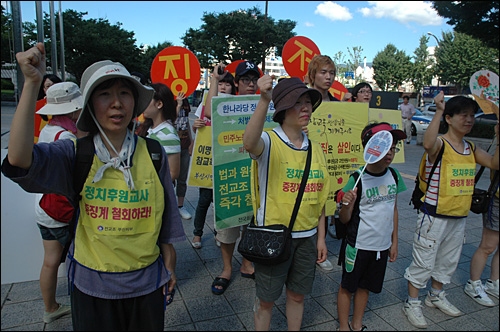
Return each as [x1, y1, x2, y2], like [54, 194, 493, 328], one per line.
[1, 106, 498, 330]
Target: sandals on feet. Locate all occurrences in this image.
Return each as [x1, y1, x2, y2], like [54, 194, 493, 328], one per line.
[211, 277, 230, 295]
[240, 272, 255, 279]
[349, 322, 367, 331]
[191, 237, 202, 249]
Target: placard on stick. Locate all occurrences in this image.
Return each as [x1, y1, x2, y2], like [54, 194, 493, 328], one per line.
[282, 36, 320, 80]
[151, 46, 201, 98]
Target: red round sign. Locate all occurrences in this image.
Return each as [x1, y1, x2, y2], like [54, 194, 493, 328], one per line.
[151, 46, 201, 98]
[282, 36, 321, 81]
[329, 81, 350, 101]
[224, 60, 245, 78]
[222, 60, 263, 94]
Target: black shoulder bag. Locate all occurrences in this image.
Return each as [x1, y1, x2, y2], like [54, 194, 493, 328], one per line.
[237, 140, 312, 265]
[471, 169, 499, 214]
[470, 139, 498, 214]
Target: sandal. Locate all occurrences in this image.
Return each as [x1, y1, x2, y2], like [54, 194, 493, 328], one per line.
[241, 272, 255, 279]
[166, 289, 175, 306]
[211, 277, 230, 295]
[349, 322, 367, 331]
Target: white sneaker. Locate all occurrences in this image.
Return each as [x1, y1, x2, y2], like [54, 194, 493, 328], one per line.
[403, 299, 428, 329]
[485, 279, 499, 299]
[178, 206, 192, 219]
[464, 280, 495, 307]
[43, 303, 71, 323]
[317, 259, 334, 271]
[424, 291, 462, 316]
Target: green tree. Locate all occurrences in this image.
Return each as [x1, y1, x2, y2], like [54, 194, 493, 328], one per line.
[182, 6, 296, 69]
[1, 5, 12, 64]
[2, 5, 37, 65]
[432, 1, 499, 49]
[331, 50, 347, 83]
[346, 46, 364, 84]
[373, 44, 412, 91]
[411, 35, 434, 106]
[22, 9, 144, 82]
[434, 31, 499, 93]
[139, 41, 174, 81]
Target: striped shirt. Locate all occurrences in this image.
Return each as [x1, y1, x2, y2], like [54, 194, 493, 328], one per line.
[147, 121, 181, 155]
[424, 141, 471, 205]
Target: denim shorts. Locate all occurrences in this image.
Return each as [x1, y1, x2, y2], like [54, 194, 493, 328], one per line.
[37, 223, 70, 247]
[483, 196, 499, 232]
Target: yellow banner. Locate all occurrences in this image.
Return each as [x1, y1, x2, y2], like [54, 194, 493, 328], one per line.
[446, 163, 476, 196]
[368, 108, 405, 164]
[308, 102, 369, 215]
[187, 126, 213, 188]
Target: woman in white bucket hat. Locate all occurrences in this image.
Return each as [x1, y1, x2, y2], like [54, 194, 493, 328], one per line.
[31, 81, 83, 324]
[2, 43, 185, 331]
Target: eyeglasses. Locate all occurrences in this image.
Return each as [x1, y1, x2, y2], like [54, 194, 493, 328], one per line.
[239, 77, 259, 85]
[358, 89, 372, 95]
[390, 147, 400, 153]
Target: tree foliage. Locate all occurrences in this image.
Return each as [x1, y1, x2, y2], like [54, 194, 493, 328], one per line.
[432, 1, 499, 49]
[411, 35, 434, 104]
[182, 6, 296, 69]
[39, 10, 145, 82]
[434, 31, 499, 93]
[346, 46, 364, 84]
[13, 9, 160, 82]
[2, 5, 37, 65]
[372, 44, 412, 91]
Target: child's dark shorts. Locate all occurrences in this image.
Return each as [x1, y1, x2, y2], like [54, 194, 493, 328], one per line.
[341, 244, 389, 294]
[37, 223, 69, 247]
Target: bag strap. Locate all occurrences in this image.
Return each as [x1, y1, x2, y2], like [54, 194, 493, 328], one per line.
[143, 136, 162, 173]
[424, 141, 445, 195]
[60, 135, 95, 262]
[474, 138, 495, 184]
[54, 130, 65, 141]
[487, 170, 499, 195]
[388, 167, 399, 186]
[288, 139, 312, 232]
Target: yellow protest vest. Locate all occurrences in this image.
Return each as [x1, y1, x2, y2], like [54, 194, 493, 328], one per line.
[252, 131, 330, 232]
[419, 137, 476, 217]
[73, 138, 165, 272]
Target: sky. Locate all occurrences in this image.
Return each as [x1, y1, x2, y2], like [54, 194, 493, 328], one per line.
[7, 1, 454, 64]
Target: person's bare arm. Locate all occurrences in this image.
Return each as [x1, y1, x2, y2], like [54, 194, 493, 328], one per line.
[204, 64, 226, 119]
[242, 75, 273, 157]
[423, 91, 445, 163]
[167, 152, 181, 181]
[160, 243, 177, 298]
[474, 122, 499, 170]
[339, 187, 357, 223]
[8, 43, 46, 169]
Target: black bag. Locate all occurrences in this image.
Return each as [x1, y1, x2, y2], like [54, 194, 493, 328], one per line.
[470, 170, 498, 214]
[238, 217, 293, 265]
[410, 144, 445, 210]
[237, 140, 312, 265]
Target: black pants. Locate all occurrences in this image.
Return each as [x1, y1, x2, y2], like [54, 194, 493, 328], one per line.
[71, 286, 165, 331]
